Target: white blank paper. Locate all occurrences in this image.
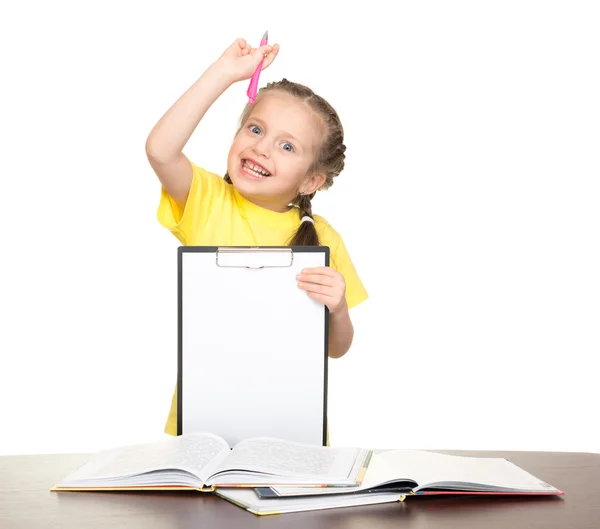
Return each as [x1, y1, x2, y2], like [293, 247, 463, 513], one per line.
[180, 248, 328, 447]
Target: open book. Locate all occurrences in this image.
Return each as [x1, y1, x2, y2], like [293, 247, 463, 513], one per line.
[213, 447, 565, 516]
[253, 449, 564, 499]
[50, 433, 371, 492]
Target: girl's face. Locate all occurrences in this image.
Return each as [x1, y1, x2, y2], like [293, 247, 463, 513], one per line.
[227, 91, 326, 212]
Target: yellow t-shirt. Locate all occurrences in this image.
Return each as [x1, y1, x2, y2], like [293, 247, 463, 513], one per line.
[157, 162, 368, 437]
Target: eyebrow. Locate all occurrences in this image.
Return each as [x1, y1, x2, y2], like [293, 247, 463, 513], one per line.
[248, 116, 304, 146]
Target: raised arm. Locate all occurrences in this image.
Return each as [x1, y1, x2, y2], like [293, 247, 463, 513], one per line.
[145, 38, 279, 210]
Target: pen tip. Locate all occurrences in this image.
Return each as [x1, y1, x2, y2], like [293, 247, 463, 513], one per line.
[263, 30, 268, 40]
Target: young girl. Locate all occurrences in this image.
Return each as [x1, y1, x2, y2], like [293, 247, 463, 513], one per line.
[146, 37, 368, 437]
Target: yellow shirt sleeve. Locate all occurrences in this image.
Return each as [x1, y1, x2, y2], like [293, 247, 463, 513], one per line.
[156, 161, 228, 245]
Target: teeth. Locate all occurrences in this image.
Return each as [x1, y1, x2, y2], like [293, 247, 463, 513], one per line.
[244, 160, 270, 177]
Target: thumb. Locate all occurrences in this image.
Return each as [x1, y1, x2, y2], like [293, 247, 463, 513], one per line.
[252, 44, 277, 70]
[252, 44, 272, 61]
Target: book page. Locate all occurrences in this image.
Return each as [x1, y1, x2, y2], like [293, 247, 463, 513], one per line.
[207, 437, 364, 483]
[378, 450, 559, 492]
[57, 433, 230, 487]
[268, 453, 418, 496]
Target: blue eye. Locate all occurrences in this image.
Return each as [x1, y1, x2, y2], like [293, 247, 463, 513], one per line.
[282, 142, 294, 152]
[250, 125, 261, 134]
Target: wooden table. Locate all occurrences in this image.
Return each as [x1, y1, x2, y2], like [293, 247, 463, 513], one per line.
[1, 449, 598, 528]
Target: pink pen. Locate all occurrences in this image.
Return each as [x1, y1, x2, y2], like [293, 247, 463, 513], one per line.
[247, 30, 268, 105]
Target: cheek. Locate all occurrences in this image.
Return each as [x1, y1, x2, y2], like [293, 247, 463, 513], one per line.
[227, 141, 244, 173]
[228, 137, 248, 161]
[286, 156, 313, 178]
[230, 136, 242, 152]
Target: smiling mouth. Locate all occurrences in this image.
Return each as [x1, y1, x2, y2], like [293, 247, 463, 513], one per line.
[242, 159, 272, 178]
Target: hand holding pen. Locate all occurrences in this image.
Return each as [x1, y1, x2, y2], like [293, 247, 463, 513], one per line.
[247, 31, 269, 105]
[216, 34, 279, 86]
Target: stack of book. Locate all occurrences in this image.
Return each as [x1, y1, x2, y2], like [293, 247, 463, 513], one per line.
[52, 432, 564, 516]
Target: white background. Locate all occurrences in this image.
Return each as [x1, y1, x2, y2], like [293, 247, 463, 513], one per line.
[1, 1, 598, 455]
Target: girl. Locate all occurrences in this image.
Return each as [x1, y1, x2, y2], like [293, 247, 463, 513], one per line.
[146, 38, 368, 436]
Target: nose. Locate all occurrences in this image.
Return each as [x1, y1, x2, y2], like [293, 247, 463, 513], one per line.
[253, 135, 271, 158]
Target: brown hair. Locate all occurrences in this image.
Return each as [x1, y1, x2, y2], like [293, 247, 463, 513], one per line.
[224, 78, 346, 246]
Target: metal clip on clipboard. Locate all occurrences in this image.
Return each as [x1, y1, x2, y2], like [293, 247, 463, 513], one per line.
[215, 247, 294, 269]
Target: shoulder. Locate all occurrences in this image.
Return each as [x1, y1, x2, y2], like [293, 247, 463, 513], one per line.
[185, 161, 232, 206]
[189, 161, 229, 189]
[313, 214, 342, 248]
[313, 214, 348, 265]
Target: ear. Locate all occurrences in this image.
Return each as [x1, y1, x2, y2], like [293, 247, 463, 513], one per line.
[300, 171, 327, 195]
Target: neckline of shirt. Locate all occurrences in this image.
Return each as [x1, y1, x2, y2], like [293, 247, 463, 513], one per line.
[232, 187, 301, 228]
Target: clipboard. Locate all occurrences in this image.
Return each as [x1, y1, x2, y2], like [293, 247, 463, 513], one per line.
[178, 246, 329, 446]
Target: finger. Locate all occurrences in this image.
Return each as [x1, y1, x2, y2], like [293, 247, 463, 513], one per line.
[301, 266, 334, 275]
[305, 291, 331, 307]
[252, 44, 273, 59]
[298, 268, 340, 283]
[225, 38, 248, 58]
[260, 43, 279, 69]
[297, 274, 336, 288]
[299, 271, 336, 281]
[297, 281, 335, 297]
